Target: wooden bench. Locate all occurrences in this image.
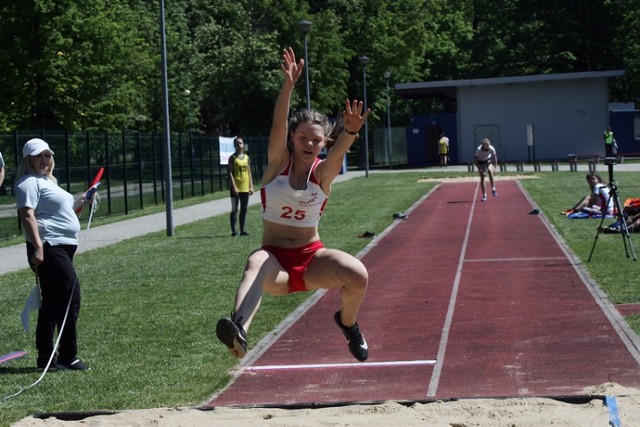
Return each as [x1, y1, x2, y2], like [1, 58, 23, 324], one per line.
[567, 154, 599, 172]
[468, 162, 522, 172]
[498, 161, 525, 172]
[617, 153, 640, 163]
[470, 160, 561, 172]
[532, 159, 560, 172]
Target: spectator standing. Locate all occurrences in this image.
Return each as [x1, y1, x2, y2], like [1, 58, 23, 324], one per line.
[14, 138, 91, 371]
[438, 133, 449, 167]
[604, 127, 617, 157]
[228, 137, 253, 236]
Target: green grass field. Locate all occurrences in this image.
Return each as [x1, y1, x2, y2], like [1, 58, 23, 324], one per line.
[1, 170, 639, 426]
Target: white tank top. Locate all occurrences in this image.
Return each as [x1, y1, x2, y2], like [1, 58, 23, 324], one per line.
[261, 157, 328, 228]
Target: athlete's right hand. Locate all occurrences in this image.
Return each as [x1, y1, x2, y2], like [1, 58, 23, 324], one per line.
[280, 47, 304, 86]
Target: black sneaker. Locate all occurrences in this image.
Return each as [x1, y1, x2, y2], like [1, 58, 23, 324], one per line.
[334, 311, 368, 361]
[216, 316, 247, 358]
[56, 357, 90, 371]
[37, 355, 57, 371]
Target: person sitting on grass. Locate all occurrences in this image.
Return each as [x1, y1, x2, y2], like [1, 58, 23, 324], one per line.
[561, 173, 614, 217]
[600, 212, 640, 233]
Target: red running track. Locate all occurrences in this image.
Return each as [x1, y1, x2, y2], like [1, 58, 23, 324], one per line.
[204, 180, 640, 408]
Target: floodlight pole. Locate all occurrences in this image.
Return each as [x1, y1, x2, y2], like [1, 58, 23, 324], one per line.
[384, 71, 392, 166]
[298, 20, 312, 110]
[359, 56, 370, 178]
[159, 0, 174, 236]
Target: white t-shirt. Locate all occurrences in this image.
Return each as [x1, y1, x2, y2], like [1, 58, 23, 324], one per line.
[15, 174, 80, 246]
[592, 183, 614, 214]
[475, 145, 497, 163]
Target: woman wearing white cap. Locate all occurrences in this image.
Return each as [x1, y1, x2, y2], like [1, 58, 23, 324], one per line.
[14, 138, 91, 371]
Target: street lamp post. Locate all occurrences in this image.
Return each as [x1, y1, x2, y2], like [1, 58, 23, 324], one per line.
[298, 20, 312, 110]
[359, 56, 370, 178]
[383, 71, 392, 166]
[159, 0, 174, 236]
[184, 89, 195, 192]
[183, 89, 191, 133]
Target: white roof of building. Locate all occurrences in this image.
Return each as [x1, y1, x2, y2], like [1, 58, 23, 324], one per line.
[395, 70, 625, 99]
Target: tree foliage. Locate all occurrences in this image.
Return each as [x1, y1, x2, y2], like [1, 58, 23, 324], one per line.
[0, 0, 637, 133]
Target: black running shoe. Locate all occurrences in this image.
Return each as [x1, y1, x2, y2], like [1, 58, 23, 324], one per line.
[334, 311, 368, 361]
[56, 357, 90, 371]
[216, 317, 247, 358]
[37, 355, 57, 371]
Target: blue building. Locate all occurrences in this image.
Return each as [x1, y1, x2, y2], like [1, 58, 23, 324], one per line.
[395, 70, 625, 167]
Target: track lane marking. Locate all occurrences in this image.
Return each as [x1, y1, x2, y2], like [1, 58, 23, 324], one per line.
[426, 184, 479, 397]
[466, 256, 566, 262]
[245, 360, 437, 371]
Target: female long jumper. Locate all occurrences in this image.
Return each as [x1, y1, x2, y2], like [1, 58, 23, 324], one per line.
[216, 48, 371, 362]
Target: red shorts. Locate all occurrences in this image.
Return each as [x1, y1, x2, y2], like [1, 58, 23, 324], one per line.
[262, 240, 325, 293]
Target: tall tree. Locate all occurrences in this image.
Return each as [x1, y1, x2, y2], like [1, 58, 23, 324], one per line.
[0, 0, 157, 131]
[191, 0, 282, 135]
[612, 0, 640, 102]
[0, 0, 637, 133]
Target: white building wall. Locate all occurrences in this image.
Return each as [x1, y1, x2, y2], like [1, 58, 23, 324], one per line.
[458, 78, 608, 162]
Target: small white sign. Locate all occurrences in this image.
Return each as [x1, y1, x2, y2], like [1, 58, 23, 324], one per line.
[219, 136, 236, 165]
[527, 124, 535, 146]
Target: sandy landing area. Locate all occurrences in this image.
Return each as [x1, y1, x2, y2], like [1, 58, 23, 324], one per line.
[12, 383, 640, 426]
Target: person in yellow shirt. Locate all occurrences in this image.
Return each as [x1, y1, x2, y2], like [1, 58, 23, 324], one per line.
[438, 132, 449, 167]
[228, 137, 254, 236]
[603, 127, 616, 157]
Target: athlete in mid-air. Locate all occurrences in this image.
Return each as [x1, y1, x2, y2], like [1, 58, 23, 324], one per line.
[215, 47, 371, 362]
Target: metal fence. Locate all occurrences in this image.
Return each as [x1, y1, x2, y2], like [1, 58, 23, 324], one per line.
[0, 131, 268, 241]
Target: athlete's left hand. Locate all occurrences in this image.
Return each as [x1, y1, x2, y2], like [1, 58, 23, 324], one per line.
[342, 99, 370, 134]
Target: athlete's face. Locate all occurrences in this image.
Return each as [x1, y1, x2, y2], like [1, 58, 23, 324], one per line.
[586, 175, 600, 187]
[291, 122, 326, 158]
[234, 139, 244, 153]
[29, 152, 53, 175]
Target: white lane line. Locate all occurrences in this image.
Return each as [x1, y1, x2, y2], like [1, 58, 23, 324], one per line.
[426, 183, 479, 397]
[246, 360, 437, 371]
[466, 256, 566, 262]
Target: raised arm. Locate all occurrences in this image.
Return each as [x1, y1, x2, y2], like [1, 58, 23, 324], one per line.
[317, 99, 370, 183]
[265, 48, 304, 178]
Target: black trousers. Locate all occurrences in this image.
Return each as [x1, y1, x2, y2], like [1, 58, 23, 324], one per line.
[605, 143, 617, 157]
[230, 192, 250, 233]
[28, 242, 81, 365]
